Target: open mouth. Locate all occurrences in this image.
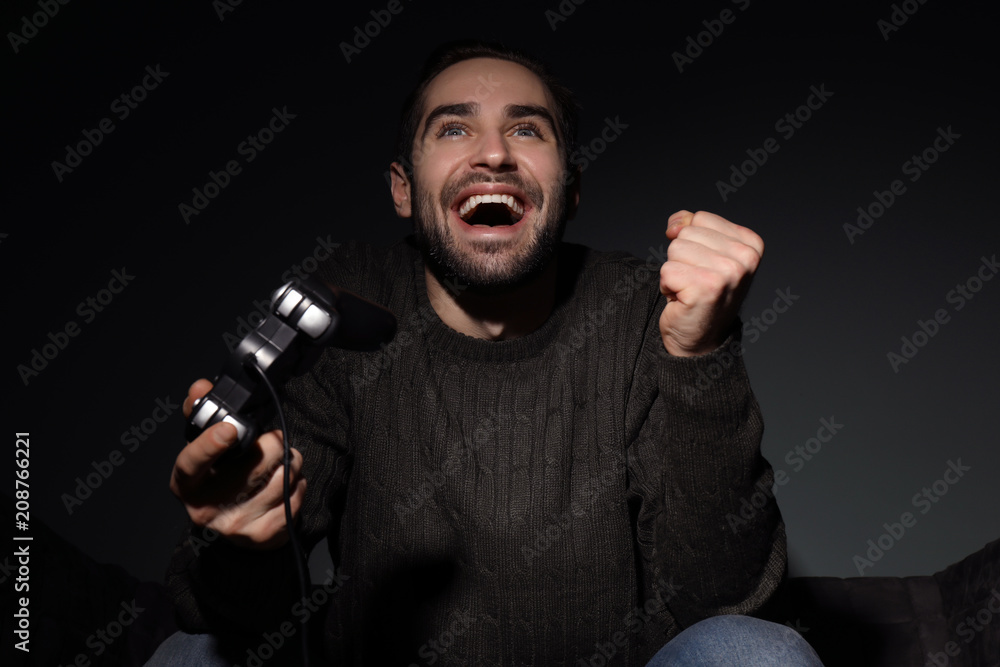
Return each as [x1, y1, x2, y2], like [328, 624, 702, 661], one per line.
[457, 193, 525, 227]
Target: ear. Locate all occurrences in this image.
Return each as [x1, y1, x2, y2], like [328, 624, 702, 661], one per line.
[565, 165, 581, 220]
[389, 162, 412, 218]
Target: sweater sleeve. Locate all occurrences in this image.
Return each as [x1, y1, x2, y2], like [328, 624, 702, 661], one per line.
[624, 295, 786, 633]
[164, 348, 352, 633]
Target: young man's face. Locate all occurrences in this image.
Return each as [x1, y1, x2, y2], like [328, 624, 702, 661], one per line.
[393, 57, 575, 290]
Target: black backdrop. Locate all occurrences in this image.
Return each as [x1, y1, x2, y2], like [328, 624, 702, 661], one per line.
[4, 0, 998, 638]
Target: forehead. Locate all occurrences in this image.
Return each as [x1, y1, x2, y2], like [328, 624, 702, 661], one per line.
[420, 57, 556, 119]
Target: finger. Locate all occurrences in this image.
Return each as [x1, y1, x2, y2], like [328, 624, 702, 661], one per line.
[667, 210, 764, 257]
[244, 440, 302, 506]
[245, 460, 304, 519]
[182, 378, 215, 418]
[243, 476, 308, 547]
[171, 421, 238, 494]
[245, 430, 290, 488]
[210, 450, 303, 533]
[666, 238, 751, 288]
[670, 226, 762, 273]
[660, 261, 724, 304]
[666, 210, 695, 238]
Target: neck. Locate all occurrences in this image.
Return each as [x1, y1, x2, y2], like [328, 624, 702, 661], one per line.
[424, 259, 559, 341]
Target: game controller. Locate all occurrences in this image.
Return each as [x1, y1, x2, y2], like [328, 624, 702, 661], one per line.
[185, 277, 396, 457]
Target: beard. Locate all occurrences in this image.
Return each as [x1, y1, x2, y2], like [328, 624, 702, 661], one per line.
[411, 170, 568, 292]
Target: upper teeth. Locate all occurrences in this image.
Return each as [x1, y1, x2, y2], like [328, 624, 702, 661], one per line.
[458, 193, 524, 219]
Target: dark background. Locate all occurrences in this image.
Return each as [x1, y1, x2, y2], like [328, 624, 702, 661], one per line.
[3, 0, 997, 623]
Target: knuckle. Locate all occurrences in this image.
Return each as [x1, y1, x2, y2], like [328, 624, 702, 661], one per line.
[719, 256, 743, 279]
[189, 507, 216, 527]
[734, 244, 759, 270]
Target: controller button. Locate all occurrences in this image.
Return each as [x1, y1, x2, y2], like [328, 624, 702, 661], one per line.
[297, 304, 333, 339]
[276, 288, 304, 318]
[191, 398, 218, 428]
[221, 415, 248, 442]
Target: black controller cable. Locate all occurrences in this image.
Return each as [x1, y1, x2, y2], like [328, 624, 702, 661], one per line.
[245, 354, 311, 667]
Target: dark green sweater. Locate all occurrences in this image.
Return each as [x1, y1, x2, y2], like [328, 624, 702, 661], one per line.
[166, 237, 786, 666]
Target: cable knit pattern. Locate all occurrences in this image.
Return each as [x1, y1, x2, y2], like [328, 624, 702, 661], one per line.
[165, 236, 786, 666]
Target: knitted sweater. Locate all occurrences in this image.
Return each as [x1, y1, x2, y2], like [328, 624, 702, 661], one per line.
[166, 236, 786, 666]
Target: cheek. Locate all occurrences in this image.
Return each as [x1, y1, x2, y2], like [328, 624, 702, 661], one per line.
[521, 152, 565, 192]
[415, 151, 464, 197]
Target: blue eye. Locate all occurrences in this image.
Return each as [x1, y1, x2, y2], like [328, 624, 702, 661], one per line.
[512, 123, 542, 138]
[440, 124, 467, 137]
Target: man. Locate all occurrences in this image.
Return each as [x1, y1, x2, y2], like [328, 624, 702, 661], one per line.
[149, 41, 822, 665]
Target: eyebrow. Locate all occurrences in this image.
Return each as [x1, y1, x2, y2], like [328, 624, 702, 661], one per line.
[421, 103, 479, 141]
[420, 102, 559, 141]
[503, 104, 558, 137]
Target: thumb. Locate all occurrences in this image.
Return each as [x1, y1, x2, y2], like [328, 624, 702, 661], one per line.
[665, 210, 694, 240]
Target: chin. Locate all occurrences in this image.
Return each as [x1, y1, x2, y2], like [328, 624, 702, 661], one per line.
[416, 212, 566, 293]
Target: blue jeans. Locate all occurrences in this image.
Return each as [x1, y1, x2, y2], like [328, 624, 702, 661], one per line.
[146, 615, 822, 666]
[645, 615, 823, 666]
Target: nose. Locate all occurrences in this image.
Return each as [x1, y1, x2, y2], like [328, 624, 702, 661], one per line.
[469, 130, 515, 172]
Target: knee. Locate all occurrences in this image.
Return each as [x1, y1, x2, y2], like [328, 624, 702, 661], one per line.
[649, 615, 823, 667]
[143, 630, 227, 667]
[702, 615, 815, 654]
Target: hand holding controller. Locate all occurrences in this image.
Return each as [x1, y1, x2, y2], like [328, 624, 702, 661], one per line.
[171, 278, 396, 549]
[185, 278, 343, 457]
